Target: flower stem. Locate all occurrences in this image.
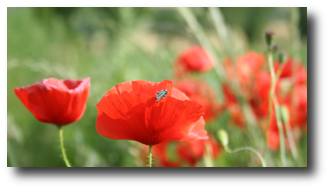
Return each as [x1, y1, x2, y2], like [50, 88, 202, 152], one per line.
[58, 126, 71, 167]
[148, 145, 153, 167]
[225, 146, 266, 167]
[265, 49, 287, 167]
[272, 97, 287, 167]
[283, 119, 300, 166]
[263, 50, 274, 156]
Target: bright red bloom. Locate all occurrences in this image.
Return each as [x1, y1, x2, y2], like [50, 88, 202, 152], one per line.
[175, 46, 214, 76]
[291, 85, 307, 127]
[151, 143, 181, 167]
[295, 66, 307, 85]
[13, 78, 90, 126]
[249, 71, 280, 119]
[222, 84, 245, 128]
[236, 51, 266, 85]
[96, 80, 209, 146]
[177, 137, 222, 167]
[275, 58, 307, 84]
[267, 84, 307, 151]
[280, 84, 308, 128]
[267, 111, 280, 151]
[174, 80, 223, 122]
[275, 58, 293, 78]
[223, 51, 266, 97]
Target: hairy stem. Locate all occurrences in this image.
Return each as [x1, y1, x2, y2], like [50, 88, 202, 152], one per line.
[148, 145, 153, 167]
[58, 126, 71, 167]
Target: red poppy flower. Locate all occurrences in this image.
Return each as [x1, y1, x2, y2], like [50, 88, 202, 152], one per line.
[249, 71, 275, 119]
[274, 58, 307, 84]
[282, 59, 293, 78]
[279, 84, 307, 129]
[14, 77, 90, 126]
[291, 85, 307, 127]
[236, 51, 266, 84]
[151, 143, 181, 167]
[177, 137, 222, 167]
[295, 65, 307, 85]
[96, 80, 209, 146]
[266, 111, 280, 151]
[175, 46, 214, 76]
[174, 80, 223, 122]
[222, 84, 245, 128]
[223, 51, 266, 99]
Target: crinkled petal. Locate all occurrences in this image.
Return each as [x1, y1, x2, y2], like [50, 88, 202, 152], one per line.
[171, 87, 190, 101]
[105, 80, 173, 98]
[96, 89, 207, 145]
[14, 77, 90, 126]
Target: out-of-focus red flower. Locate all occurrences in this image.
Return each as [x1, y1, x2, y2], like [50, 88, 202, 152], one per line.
[291, 85, 307, 127]
[223, 51, 266, 99]
[275, 58, 307, 85]
[236, 51, 266, 85]
[96, 80, 209, 146]
[295, 65, 307, 85]
[249, 72, 271, 118]
[152, 143, 181, 167]
[175, 46, 214, 76]
[249, 71, 281, 119]
[266, 111, 279, 151]
[177, 137, 222, 167]
[280, 85, 307, 129]
[222, 84, 245, 128]
[14, 78, 90, 126]
[174, 80, 223, 122]
[275, 58, 293, 79]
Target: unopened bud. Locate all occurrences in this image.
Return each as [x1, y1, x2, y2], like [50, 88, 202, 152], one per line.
[278, 51, 288, 65]
[280, 106, 290, 123]
[217, 129, 229, 147]
[265, 30, 275, 49]
[273, 45, 278, 53]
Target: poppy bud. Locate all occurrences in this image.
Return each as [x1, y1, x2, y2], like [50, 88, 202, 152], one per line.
[280, 106, 290, 123]
[265, 30, 275, 49]
[278, 51, 288, 65]
[217, 129, 229, 147]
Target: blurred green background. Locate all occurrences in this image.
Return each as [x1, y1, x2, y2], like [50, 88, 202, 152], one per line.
[7, 7, 307, 167]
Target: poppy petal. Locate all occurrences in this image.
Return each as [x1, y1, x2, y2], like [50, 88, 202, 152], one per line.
[14, 77, 90, 126]
[171, 87, 190, 101]
[96, 80, 208, 145]
[105, 80, 173, 97]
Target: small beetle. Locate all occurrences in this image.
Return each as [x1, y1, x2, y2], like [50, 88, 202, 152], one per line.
[155, 89, 168, 101]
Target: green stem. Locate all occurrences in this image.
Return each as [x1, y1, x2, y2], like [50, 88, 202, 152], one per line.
[225, 146, 266, 167]
[263, 51, 274, 155]
[283, 119, 299, 166]
[203, 143, 214, 167]
[266, 49, 287, 167]
[272, 97, 287, 167]
[58, 126, 71, 167]
[148, 145, 153, 167]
